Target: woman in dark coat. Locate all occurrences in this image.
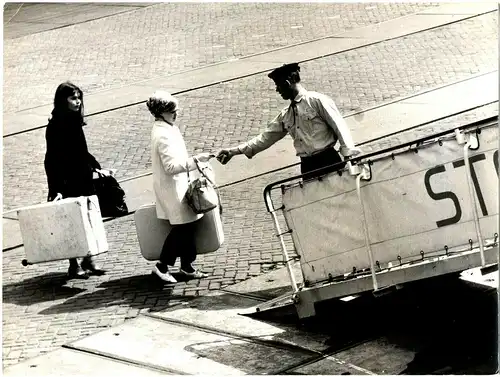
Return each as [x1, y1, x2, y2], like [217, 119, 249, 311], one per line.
[44, 82, 106, 279]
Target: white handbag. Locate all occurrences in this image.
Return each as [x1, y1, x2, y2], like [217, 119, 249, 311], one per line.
[185, 158, 221, 214]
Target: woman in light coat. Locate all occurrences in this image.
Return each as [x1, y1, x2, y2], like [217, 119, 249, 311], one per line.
[147, 91, 212, 283]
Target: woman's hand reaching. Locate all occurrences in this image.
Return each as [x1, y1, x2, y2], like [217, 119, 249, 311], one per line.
[194, 153, 215, 163]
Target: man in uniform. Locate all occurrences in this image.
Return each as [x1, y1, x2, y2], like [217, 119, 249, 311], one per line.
[216, 63, 361, 178]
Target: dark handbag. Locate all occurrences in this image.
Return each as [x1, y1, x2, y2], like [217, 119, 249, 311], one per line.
[185, 159, 221, 215]
[93, 171, 129, 217]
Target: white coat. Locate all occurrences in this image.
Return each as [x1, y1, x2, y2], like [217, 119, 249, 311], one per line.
[151, 121, 203, 225]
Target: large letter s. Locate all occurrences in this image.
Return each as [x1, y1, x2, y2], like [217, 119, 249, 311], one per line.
[424, 165, 462, 228]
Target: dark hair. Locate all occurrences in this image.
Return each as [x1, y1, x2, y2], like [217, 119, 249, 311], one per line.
[50, 81, 85, 125]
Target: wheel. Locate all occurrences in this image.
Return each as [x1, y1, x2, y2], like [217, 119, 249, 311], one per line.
[21, 259, 28, 266]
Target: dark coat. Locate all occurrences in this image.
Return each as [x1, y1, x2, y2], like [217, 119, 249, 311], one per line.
[44, 113, 101, 201]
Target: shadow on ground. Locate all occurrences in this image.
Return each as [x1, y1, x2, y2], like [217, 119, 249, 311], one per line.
[314, 276, 497, 375]
[37, 273, 201, 315]
[243, 275, 498, 375]
[3, 273, 85, 306]
[4, 269, 497, 374]
[396, 278, 498, 375]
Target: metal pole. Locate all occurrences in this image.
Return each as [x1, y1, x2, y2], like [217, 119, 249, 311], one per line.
[463, 137, 486, 267]
[265, 190, 299, 293]
[356, 172, 378, 291]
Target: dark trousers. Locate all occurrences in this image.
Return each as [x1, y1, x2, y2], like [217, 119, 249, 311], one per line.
[160, 219, 200, 268]
[69, 256, 92, 268]
[300, 147, 345, 180]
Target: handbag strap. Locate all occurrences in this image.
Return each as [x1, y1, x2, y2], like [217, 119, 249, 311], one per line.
[193, 157, 216, 187]
[192, 157, 223, 215]
[186, 160, 192, 184]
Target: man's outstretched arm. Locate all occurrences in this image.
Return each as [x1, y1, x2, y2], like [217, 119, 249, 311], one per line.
[217, 113, 287, 164]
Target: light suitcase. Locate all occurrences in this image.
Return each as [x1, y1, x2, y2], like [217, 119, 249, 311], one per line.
[18, 195, 108, 265]
[134, 204, 224, 261]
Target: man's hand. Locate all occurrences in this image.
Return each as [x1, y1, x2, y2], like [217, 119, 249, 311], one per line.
[341, 146, 363, 158]
[216, 149, 238, 165]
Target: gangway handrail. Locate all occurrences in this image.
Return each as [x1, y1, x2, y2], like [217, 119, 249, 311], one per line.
[263, 114, 498, 212]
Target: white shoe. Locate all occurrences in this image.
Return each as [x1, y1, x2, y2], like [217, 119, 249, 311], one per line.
[180, 269, 208, 279]
[153, 265, 177, 283]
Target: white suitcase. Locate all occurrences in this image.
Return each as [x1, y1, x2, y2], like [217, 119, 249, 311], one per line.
[18, 195, 108, 265]
[134, 204, 224, 261]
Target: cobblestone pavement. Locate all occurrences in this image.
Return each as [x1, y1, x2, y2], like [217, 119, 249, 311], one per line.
[2, 4, 498, 369]
[3, 2, 438, 113]
[3, 12, 497, 211]
[3, 3, 153, 40]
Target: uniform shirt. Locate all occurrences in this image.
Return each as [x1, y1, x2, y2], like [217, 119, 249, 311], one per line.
[237, 87, 360, 158]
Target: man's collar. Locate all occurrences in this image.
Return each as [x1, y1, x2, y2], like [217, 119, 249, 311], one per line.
[293, 86, 307, 102]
